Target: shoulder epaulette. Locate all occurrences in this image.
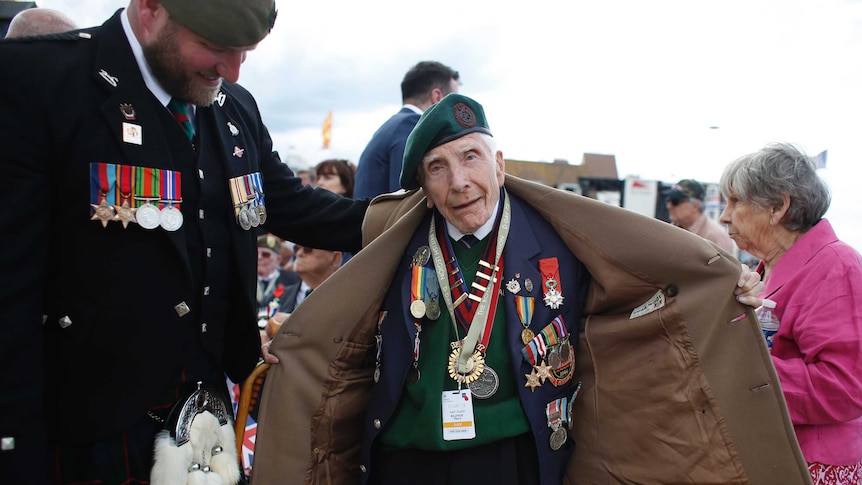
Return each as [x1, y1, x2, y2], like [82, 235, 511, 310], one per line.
[2, 30, 92, 43]
[368, 189, 419, 206]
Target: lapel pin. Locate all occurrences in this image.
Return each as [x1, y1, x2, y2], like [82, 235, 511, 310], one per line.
[233, 146, 245, 158]
[227, 121, 239, 136]
[122, 122, 142, 145]
[98, 69, 118, 87]
[119, 103, 136, 120]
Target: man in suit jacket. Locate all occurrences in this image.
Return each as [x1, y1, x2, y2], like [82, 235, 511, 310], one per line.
[252, 94, 811, 484]
[353, 61, 460, 199]
[0, 0, 367, 483]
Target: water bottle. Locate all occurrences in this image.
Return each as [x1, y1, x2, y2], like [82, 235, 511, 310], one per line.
[756, 299, 780, 349]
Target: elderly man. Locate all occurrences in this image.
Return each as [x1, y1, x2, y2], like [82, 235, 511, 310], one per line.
[665, 179, 736, 253]
[0, 0, 367, 483]
[253, 95, 811, 484]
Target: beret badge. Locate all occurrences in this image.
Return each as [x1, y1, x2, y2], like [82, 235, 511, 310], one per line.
[453, 103, 476, 129]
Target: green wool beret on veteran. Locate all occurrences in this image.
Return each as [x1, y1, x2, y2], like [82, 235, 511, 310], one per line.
[400, 94, 493, 190]
[161, 0, 277, 46]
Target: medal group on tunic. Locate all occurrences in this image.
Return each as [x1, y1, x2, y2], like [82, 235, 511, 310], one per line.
[90, 98, 268, 232]
[372, 192, 582, 450]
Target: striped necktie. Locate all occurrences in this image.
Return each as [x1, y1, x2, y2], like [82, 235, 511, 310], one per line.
[459, 234, 479, 248]
[167, 98, 195, 142]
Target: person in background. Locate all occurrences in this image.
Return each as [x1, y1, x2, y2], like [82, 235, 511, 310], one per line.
[4, 7, 77, 38]
[354, 61, 460, 199]
[296, 168, 315, 186]
[252, 95, 801, 485]
[664, 178, 735, 253]
[315, 158, 357, 198]
[274, 244, 343, 315]
[279, 239, 295, 270]
[719, 142, 862, 485]
[0, 0, 368, 482]
[316, 159, 357, 264]
[256, 234, 299, 328]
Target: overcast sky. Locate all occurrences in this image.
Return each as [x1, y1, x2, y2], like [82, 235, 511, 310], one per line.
[37, 0, 862, 251]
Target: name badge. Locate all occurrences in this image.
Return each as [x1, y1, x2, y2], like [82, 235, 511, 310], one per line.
[441, 389, 476, 441]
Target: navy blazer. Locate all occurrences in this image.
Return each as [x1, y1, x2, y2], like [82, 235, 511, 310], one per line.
[0, 10, 367, 481]
[354, 107, 420, 199]
[361, 195, 589, 485]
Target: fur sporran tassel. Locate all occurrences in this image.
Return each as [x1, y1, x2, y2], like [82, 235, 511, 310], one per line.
[150, 384, 240, 485]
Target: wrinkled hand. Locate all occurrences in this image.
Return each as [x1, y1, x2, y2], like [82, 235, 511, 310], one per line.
[735, 263, 765, 308]
[261, 341, 279, 364]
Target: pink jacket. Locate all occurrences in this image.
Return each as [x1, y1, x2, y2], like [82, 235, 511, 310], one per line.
[759, 219, 862, 465]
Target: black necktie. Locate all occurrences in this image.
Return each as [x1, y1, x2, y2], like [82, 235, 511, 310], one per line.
[459, 234, 479, 248]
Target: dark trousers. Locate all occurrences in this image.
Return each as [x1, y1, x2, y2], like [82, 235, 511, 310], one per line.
[370, 432, 540, 485]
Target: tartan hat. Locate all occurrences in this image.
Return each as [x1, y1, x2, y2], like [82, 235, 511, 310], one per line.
[400, 94, 492, 190]
[161, 0, 277, 46]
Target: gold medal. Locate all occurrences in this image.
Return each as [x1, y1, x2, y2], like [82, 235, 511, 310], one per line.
[533, 360, 552, 384]
[521, 327, 535, 345]
[524, 368, 541, 392]
[447, 344, 485, 384]
[90, 197, 116, 228]
[113, 200, 137, 229]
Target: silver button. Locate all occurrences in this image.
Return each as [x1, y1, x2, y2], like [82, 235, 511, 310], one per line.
[42, 315, 48, 324]
[198, 169, 204, 179]
[58, 316, 72, 328]
[174, 302, 190, 317]
[206, 248, 212, 258]
[202, 323, 208, 333]
[203, 286, 210, 296]
[1, 437, 14, 450]
[199, 209, 204, 219]
[373, 419, 381, 429]
[360, 465, 367, 473]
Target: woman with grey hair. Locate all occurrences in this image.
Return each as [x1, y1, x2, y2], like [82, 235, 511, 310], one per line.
[720, 142, 862, 484]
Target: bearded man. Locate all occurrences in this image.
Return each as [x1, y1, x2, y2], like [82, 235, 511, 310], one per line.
[0, 0, 368, 483]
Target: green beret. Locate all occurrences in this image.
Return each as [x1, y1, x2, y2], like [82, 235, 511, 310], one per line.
[400, 94, 492, 190]
[161, 0, 277, 46]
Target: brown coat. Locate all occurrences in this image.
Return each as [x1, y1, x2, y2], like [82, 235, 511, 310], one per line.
[252, 176, 810, 485]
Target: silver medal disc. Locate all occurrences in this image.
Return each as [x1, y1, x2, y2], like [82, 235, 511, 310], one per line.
[248, 205, 260, 227]
[159, 205, 184, 231]
[373, 366, 381, 383]
[558, 340, 572, 361]
[238, 208, 252, 230]
[257, 205, 267, 225]
[549, 427, 567, 450]
[547, 347, 562, 369]
[410, 300, 426, 319]
[136, 203, 161, 230]
[468, 366, 499, 399]
[425, 300, 441, 320]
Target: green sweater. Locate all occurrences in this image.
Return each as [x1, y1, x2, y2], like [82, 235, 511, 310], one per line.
[378, 237, 530, 450]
